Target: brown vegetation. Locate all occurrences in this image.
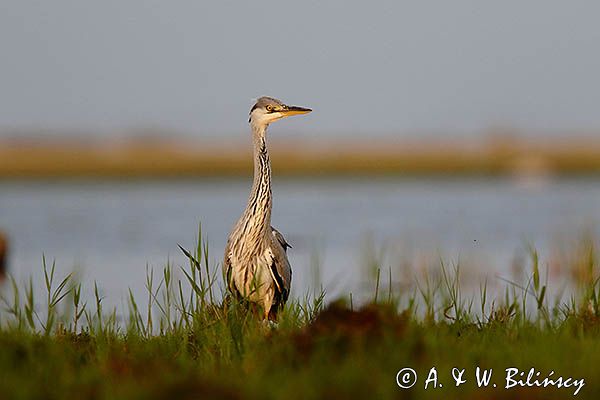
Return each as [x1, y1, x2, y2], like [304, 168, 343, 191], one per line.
[1, 134, 600, 178]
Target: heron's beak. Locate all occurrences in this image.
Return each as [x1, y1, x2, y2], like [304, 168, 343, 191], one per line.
[282, 105, 312, 117]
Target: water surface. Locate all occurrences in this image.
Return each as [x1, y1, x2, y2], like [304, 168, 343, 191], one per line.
[0, 178, 598, 305]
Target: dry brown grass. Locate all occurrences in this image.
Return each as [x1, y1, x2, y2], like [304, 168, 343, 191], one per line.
[1, 135, 600, 178]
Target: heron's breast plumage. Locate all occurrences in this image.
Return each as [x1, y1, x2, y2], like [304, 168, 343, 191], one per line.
[228, 241, 277, 301]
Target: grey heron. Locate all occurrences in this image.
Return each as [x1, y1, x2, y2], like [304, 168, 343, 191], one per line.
[0, 231, 7, 281]
[223, 96, 311, 320]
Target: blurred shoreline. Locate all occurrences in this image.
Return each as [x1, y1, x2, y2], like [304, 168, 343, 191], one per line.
[2, 133, 600, 179]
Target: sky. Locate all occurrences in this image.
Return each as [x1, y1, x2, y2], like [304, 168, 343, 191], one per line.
[1, 1, 600, 138]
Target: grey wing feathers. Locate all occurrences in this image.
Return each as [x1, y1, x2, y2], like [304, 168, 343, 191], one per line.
[271, 226, 291, 251]
[270, 226, 292, 302]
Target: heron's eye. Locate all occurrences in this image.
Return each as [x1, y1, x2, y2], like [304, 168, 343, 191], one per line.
[266, 105, 273, 112]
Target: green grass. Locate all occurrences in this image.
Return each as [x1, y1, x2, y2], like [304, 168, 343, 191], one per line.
[0, 230, 599, 399]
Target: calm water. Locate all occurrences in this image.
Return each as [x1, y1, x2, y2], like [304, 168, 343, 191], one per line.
[0, 178, 599, 305]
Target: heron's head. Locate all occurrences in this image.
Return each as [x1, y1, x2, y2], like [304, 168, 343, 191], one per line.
[249, 96, 312, 126]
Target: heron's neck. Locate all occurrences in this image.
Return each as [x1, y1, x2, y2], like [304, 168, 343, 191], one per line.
[240, 122, 272, 238]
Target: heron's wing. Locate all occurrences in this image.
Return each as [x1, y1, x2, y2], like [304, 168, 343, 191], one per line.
[270, 227, 292, 302]
[271, 226, 291, 251]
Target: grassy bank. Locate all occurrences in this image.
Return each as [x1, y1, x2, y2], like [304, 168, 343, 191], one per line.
[0, 235, 599, 399]
[2, 136, 600, 179]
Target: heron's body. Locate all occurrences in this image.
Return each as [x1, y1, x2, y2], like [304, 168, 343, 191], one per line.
[224, 97, 310, 320]
[0, 231, 7, 281]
